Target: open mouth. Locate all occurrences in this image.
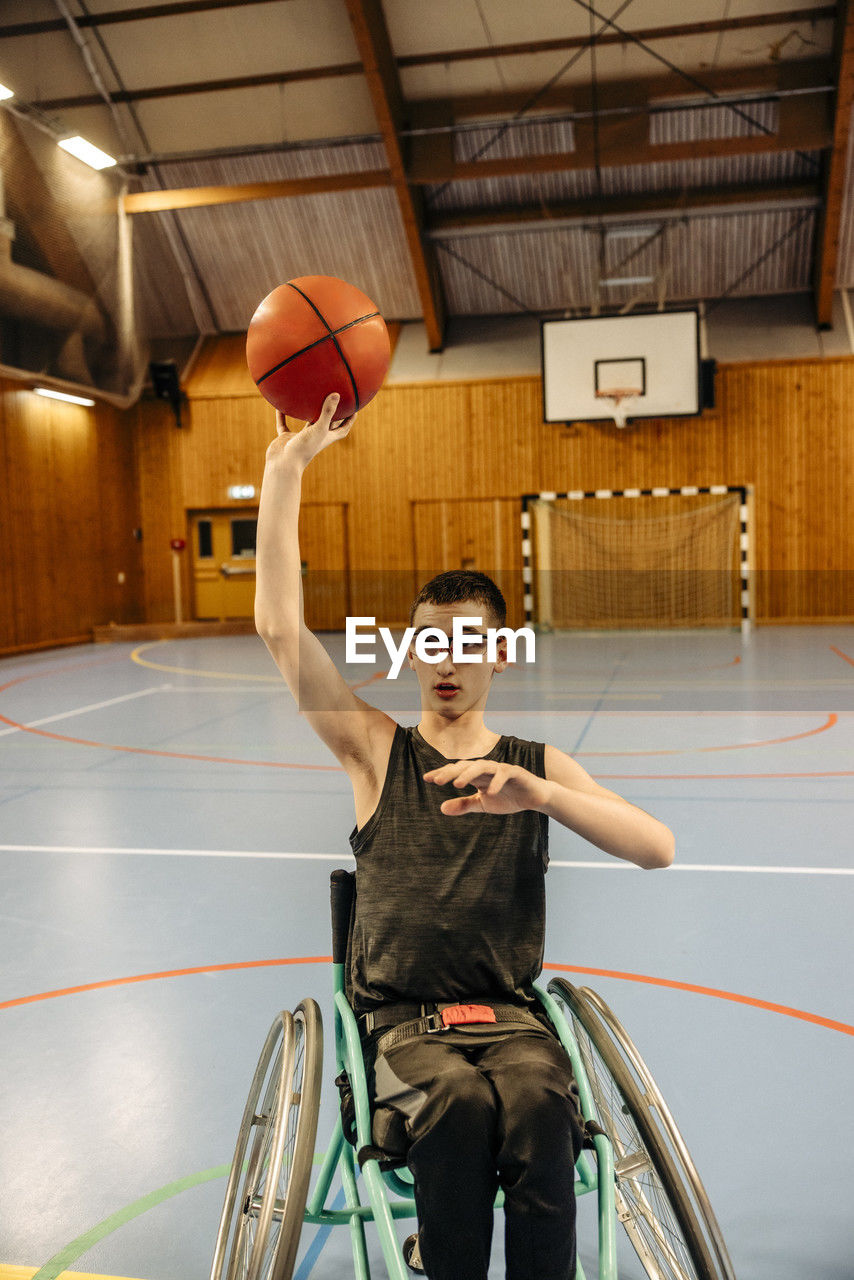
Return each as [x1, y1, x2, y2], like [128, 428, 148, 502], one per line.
[434, 683, 459, 699]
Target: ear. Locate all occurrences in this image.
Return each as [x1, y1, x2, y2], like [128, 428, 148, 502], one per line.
[492, 639, 508, 673]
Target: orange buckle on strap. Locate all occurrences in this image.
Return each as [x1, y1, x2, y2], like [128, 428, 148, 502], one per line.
[441, 1003, 497, 1027]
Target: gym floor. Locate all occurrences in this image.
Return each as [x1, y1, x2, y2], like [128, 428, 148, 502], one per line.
[1, 627, 852, 1280]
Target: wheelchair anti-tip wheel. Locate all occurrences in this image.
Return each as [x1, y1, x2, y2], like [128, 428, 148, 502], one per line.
[210, 1000, 323, 1280]
[548, 979, 735, 1280]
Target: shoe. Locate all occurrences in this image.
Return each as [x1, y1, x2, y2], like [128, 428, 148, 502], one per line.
[403, 1231, 426, 1275]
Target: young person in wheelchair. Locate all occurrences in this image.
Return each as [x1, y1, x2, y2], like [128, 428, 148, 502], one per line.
[255, 393, 675, 1280]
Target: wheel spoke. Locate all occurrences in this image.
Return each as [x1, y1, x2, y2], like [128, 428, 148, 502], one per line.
[548, 979, 729, 1280]
[210, 1002, 322, 1280]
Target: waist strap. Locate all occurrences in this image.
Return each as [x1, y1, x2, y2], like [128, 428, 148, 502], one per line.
[363, 1000, 545, 1055]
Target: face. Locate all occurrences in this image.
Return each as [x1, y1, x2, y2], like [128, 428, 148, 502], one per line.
[407, 601, 507, 718]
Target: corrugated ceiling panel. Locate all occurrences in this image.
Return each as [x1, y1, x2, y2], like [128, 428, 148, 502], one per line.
[649, 98, 779, 145]
[427, 149, 820, 212]
[134, 144, 421, 331]
[435, 207, 816, 315]
[835, 105, 854, 289]
[131, 213, 199, 338]
[454, 118, 575, 163]
[146, 141, 389, 187]
[156, 189, 420, 330]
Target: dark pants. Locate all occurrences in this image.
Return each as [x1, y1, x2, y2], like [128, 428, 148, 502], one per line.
[367, 1026, 585, 1280]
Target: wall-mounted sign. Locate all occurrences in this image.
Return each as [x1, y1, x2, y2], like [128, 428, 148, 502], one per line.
[228, 485, 256, 500]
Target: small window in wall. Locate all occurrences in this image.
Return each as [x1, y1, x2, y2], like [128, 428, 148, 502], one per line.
[231, 518, 257, 558]
[197, 519, 213, 559]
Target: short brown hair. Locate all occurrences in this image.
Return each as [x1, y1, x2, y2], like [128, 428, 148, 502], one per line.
[409, 570, 507, 628]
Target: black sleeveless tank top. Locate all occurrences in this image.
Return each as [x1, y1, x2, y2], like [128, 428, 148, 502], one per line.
[348, 724, 549, 1013]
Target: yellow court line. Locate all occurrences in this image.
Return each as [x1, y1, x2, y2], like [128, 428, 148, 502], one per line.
[0, 1268, 147, 1280]
[130, 642, 281, 682]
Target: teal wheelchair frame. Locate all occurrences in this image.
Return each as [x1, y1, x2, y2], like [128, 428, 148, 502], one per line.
[210, 872, 735, 1280]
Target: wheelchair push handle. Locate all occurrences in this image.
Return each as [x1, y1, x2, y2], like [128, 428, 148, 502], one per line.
[330, 869, 356, 965]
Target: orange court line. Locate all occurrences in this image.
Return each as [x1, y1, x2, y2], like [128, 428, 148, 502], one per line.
[543, 962, 854, 1037]
[0, 957, 334, 1011]
[830, 644, 854, 668]
[0, 652, 131, 696]
[2, 705, 848, 778]
[596, 769, 854, 779]
[2, 956, 852, 1037]
[0, 709, 343, 771]
[577, 712, 837, 756]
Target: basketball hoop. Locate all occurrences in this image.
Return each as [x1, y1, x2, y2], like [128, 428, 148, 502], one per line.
[595, 387, 641, 429]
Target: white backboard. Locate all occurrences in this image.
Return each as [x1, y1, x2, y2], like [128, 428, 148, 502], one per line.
[541, 310, 701, 423]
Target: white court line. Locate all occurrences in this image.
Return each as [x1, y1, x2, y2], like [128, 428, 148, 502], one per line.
[0, 687, 165, 737]
[0, 845, 851, 874]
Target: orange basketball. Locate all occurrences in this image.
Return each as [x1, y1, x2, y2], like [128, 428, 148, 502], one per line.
[246, 275, 390, 421]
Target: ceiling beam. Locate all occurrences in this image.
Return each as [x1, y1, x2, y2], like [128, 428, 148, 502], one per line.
[398, 8, 837, 68]
[410, 94, 832, 184]
[34, 65, 363, 112]
[444, 57, 831, 120]
[813, 0, 854, 326]
[342, 0, 445, 351]
[3, 4, 834, 50]
[0, 0, 289, 38]
[426, 182, 822, 237]
[122, 169, 391, 213]
[119, 94, 831, 213]
[25, 37, 832, 113]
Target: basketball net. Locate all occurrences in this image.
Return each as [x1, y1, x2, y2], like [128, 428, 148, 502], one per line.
[595, 388, 641, 429]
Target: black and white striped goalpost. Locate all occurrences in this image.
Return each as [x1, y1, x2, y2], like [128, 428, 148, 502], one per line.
[520, 485, 753, 636]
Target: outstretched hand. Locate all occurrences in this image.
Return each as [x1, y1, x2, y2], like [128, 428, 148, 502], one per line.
[424, 759, 551, 816]
[265, 392, 355, 468]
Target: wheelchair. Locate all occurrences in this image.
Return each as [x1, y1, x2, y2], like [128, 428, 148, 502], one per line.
[210, 871, 736, 1280]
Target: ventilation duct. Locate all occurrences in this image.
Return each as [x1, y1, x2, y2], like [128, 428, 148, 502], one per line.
[0, 169, 107, 383]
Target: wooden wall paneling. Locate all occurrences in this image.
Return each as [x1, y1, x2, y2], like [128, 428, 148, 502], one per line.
[0, 385, 15, 649]
[411, 498, 525, 625]
[95, 404, 143, 626]
[127, 350, 854, 629]
[184, 335, 257, 399]
[5, 389, 61, 644]
[299, 502, 350, 631]
[134, 398, 187, 622]
[0, 382, 142, 651]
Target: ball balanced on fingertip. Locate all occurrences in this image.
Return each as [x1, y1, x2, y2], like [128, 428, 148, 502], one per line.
[246, 275, 391, 422]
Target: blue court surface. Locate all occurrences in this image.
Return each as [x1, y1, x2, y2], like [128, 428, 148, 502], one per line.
[1, 627, 852, 1280]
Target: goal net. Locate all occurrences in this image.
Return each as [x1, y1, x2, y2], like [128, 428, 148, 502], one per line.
[526, 488, 749, 630]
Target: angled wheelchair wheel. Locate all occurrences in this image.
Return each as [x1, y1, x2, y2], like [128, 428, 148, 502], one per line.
[210, 1000, 323, 1280]
[548, 979, 735, 1280]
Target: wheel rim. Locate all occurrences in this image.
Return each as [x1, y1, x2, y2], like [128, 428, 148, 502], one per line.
[572, 1010, 708, 1280]
[241, 1027, 294, 1279]
[210, 1012, 295, 1280]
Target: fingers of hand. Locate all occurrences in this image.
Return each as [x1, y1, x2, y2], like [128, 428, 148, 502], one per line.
[424, 760, 495, 789]
[485, 768, 510, 796]
[452, 763, 497, 791]
[440, 795, 482, 816]
[275, 410, 289, 436]
[318, 392, 341, 426]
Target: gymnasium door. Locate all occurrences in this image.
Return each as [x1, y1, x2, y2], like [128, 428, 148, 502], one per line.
[190, 505, 350, 628]
[191, 511, 258, 620]
[412, 499, 524, 624]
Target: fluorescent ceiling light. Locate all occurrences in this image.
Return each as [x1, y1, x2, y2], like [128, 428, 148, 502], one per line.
[58, 135, 116, 170]
[0, 84, 14, 101]
[605, 225, 659, 239]
[600, 276, 655, 287]
[34, 387, 95, 407]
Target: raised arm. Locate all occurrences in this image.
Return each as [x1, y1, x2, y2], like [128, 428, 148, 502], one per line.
[255, 393, 395, 773]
